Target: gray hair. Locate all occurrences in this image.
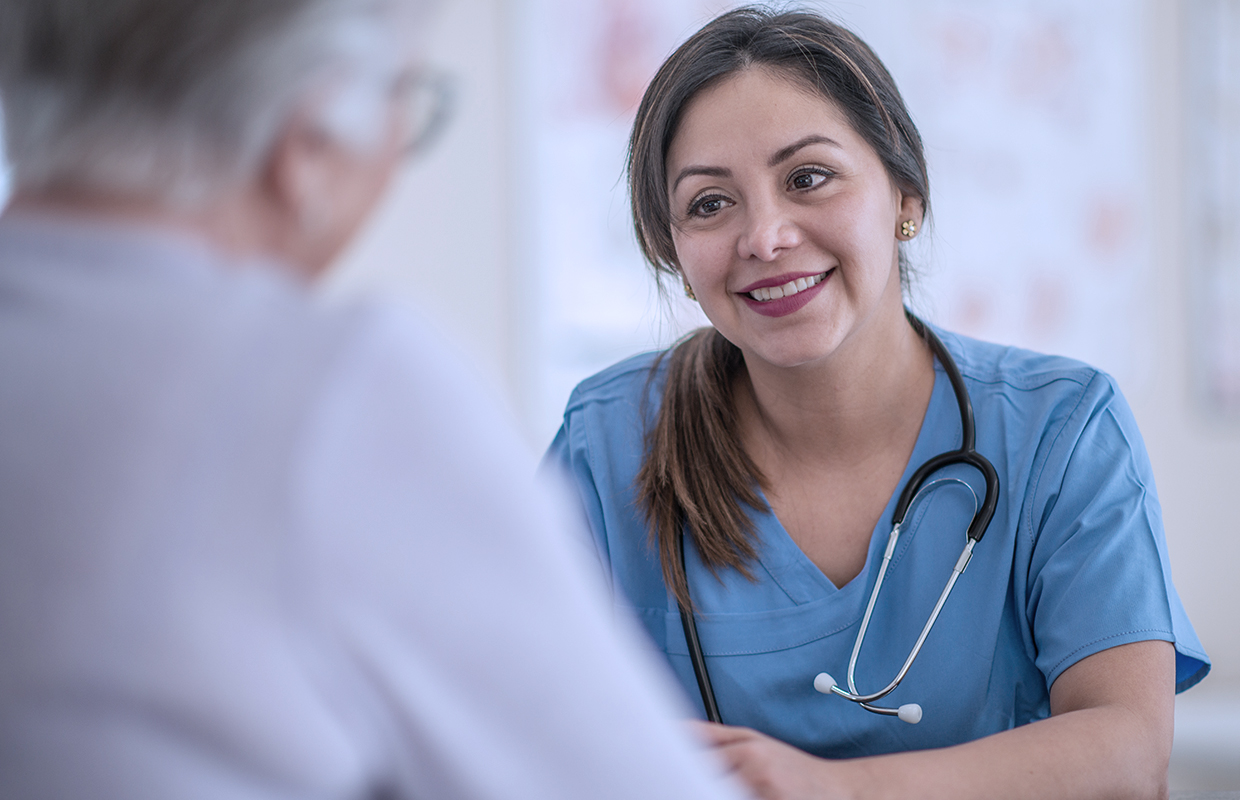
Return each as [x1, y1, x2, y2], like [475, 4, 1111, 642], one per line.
[0, 0, 422, 204]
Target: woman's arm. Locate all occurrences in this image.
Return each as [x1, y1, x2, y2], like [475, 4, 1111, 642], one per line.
[694, 639, 1175, 800]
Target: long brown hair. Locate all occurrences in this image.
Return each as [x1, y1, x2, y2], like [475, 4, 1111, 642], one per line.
[630, 7, 930, 608]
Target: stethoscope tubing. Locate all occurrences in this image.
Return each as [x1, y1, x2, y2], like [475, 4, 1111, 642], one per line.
[897, 315, 999, 544]
[679, 533, 723, 723]
[676, 313, 999, 726]
[835, 536, 976, 705]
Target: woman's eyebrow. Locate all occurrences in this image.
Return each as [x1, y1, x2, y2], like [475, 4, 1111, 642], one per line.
[671, 165, 731, 193]
[670, 134, 841, 192]
[768, 135, 842, 167]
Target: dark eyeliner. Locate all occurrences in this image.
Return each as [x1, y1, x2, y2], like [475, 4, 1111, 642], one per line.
[787, 165, 833, 190]
[687, 192, 729, 217]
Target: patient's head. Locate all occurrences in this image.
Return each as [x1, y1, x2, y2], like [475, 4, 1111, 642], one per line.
[0, 0, 442, 273]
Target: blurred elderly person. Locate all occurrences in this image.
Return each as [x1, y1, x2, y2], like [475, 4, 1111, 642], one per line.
[0, 2, 746, 799]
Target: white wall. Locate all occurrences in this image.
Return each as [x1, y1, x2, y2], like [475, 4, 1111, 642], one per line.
[325, 0, 522, 410]
[0, 103, 8, 204]
[1137, 0, 1240, 687]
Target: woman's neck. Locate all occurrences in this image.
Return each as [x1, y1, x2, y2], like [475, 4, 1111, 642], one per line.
[735, 303, 937, 473]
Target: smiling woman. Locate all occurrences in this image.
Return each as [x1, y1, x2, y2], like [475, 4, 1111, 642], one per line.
[659, 66, 934, 594]
[543, 6, 1210, 800]
[667, 69, 919, 378]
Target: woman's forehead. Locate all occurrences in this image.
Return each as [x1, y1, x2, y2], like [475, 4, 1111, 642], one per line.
[666, 68, 863, 174]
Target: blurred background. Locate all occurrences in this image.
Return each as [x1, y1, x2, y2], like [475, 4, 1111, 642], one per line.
[2, 0, 1237, 790]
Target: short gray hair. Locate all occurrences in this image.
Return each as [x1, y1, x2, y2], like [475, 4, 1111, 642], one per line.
[0, 0, 422, 204]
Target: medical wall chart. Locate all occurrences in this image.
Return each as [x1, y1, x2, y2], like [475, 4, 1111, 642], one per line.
[1185, 0, 1240, 418]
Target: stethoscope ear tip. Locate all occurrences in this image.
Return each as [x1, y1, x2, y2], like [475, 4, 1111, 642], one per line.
[897, 704, 922, 724]
[813, 672, 837, 694]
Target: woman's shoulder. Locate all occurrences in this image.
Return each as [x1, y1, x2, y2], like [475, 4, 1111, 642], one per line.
[549, 350, 670, 507]
[931, 326, 1141, 467]
[934, 326, 1120, 406]
[562, 349, 670, 416]
[933, 327, 1154, 506]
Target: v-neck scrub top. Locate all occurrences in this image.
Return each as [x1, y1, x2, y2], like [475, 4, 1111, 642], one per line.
[544, 329, 1209, 758]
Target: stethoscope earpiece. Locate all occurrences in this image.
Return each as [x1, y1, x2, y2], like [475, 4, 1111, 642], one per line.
[815, 672, 922, 723]
[813, 672, 837, 694]
[897, 704, 923, 724]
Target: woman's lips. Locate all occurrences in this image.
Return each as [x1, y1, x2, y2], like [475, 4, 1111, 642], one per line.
[739, 269, 832, 318]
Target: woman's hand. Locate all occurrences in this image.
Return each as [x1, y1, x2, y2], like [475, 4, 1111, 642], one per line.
[690, 720, 858, 800]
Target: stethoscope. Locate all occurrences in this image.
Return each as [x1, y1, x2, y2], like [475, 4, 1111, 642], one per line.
[677, 314, 1000, 726]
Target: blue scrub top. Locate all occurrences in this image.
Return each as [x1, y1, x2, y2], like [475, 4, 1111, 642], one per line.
[544, 328, 1209, 758]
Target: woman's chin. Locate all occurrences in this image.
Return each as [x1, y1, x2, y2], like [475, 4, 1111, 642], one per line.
[739, 338, 845, 373]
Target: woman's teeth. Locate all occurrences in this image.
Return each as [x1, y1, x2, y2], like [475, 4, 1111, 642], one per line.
[747, 272, 827, 302]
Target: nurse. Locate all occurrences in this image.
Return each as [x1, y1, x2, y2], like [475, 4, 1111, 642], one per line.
[545, 7, 1209, 799]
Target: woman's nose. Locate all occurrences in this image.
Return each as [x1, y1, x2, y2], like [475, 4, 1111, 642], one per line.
[736, 202, 802, 261]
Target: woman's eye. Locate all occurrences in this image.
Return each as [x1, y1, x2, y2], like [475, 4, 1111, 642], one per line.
[689, 194, 731, 217]
[789, 169, 830, 191]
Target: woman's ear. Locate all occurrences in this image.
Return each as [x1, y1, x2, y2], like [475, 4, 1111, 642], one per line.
[898, 192, 925, 226]
[894, 191, 925, 241]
